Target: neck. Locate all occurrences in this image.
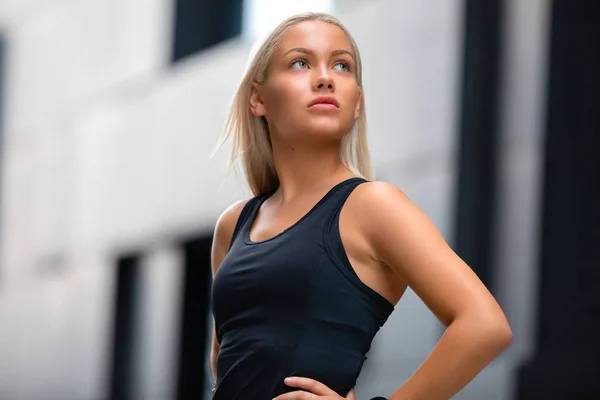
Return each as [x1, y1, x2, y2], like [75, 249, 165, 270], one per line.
[270, 138, 355, 201]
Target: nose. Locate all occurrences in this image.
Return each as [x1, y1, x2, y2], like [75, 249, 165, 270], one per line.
[314, 68, 335, 91]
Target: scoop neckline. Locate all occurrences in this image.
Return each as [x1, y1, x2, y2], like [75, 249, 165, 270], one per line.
[244, 177, 364, 245]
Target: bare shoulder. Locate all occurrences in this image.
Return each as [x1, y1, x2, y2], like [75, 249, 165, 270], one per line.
[352, 180, 410, 205]
[211, 198, 251, 273]
[347, 180, 443, 248]
[347, 180, 417, 222]
[215, 198, 251, 237]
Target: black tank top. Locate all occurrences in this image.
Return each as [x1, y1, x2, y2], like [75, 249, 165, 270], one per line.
[211, 177, 394, 399]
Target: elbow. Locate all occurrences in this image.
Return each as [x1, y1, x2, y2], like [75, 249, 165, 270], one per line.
[456, 311, 512, 352]
[482, 316, 513, 352]
[493, 322, 513, 350]
[501, 323, 513, 348]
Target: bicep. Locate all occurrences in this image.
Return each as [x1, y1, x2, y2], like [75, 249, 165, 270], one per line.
[363, 183, 502, 326]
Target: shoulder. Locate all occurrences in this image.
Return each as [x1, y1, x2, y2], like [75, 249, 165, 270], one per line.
[347, 180, 437, 245]
[214, 198, 252, 238]
[348, 180, 414, 220]
[211, 198, 252, 271]
[353, 180, 409, 203]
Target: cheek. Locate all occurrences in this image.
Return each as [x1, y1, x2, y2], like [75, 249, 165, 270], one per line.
[342, 88, 360, 116]
[263, 79, 307, 116]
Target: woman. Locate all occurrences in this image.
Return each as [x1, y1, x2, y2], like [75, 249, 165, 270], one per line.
[210, 12, 512, 400]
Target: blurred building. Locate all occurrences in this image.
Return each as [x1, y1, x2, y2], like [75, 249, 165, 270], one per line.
[0, 0, 598, 399]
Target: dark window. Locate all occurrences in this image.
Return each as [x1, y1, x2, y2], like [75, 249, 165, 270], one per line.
[517, 1, 600, 398]
[109, 254, 142, 400]
[175, 235, 213, 400]
[171, 0, 244, 62]
[454, 0, 504, 292]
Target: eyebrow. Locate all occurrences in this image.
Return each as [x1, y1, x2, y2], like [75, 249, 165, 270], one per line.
[284, 47, 356, 61]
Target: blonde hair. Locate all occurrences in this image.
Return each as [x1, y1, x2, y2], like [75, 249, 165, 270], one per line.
[216, 12, 373, 196]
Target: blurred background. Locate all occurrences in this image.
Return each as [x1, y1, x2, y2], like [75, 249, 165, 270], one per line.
[0, 0, 598, 399]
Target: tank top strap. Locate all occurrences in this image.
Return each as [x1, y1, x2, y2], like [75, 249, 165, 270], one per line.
[292, 177, 368, 227]
[319, 177, 393, 311]
[229, 193, 270, 250]
[316, 177, 368, 221]
[321, 179, 366, 272]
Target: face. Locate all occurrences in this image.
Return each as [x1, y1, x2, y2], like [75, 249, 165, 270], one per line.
[250, 20, 362, 146]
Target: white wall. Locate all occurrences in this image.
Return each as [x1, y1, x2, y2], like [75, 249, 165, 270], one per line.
[0, 0, 481, 398]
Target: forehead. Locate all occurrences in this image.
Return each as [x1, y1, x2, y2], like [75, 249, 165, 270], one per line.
[277, 20, 353, 54]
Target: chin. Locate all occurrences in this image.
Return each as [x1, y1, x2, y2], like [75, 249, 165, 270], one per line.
[277, 119, 352, 145]
[308, 118, 351, 135]
[303, 123, 347, 142]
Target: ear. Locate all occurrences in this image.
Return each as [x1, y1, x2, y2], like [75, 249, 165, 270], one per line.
[354, 87, 363, 120]
[250, 82, 267, 117]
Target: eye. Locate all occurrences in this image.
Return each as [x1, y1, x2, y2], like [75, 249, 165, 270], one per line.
[290, 59, 309, 69]
[334, 61, 351, 72]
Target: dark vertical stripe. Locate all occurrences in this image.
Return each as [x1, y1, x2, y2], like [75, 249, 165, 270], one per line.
[109, 255, 141, 400]
[171, 0, 244, 63]
[175, 235, 213, 399]
[517, 0, 600, 398]
[454, 0, 504, 290]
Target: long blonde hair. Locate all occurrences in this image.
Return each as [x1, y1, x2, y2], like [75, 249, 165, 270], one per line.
[216, 12, 373, 196]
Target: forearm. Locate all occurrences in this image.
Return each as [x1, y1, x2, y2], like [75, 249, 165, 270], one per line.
[389, 316, 512, 400]
[210, 348, 218, 384]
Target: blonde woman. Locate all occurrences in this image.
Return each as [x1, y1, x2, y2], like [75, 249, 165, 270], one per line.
[210, 13, 512, 400]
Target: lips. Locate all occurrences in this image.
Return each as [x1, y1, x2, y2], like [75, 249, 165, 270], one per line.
[308, 96, 339, 108]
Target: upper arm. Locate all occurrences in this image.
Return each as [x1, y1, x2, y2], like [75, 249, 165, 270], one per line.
[355, 182, 507, 328]
[211, 198, 250, 276]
